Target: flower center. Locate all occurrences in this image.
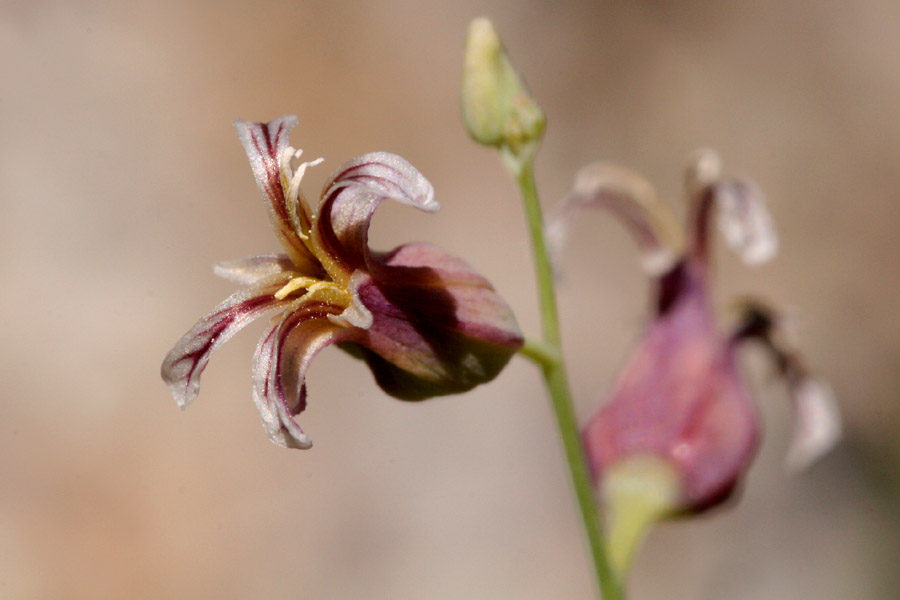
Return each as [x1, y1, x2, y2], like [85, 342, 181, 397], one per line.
[273, 274, 372, 330]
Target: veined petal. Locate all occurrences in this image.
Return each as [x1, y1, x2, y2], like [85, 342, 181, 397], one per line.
[547, 163, 683, 276]
[161, 272, 295, 409]
[213, 254, 295, 285]
[252, 299, 358, 449]
[347, 242, 523, 400]
[311, 153, 437, 283]
[234, 117, 322, 275]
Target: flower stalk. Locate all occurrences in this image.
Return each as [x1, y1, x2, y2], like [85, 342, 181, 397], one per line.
[513, 161, 622, 600]
[463, 17, 622, 598]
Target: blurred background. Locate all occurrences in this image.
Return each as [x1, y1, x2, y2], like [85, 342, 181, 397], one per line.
[2, 1, 898, 598]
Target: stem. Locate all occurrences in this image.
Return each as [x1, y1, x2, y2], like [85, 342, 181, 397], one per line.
[519, 337, 560, 368]
[512, 158, 622, 600]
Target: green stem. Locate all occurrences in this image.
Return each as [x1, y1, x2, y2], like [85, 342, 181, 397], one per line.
[512, 158, 622, 600]
[519, 337, 560, 368]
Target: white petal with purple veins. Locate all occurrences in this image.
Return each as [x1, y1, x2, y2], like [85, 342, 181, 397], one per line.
[161, 272, 294, 409]
[251, 304, 353, 449]
[213, 254, 295, 284]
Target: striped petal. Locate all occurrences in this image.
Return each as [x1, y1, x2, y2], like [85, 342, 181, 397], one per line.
[311, 153, 437, 284]
[213, 254, 295, 285]
[251, 300, 357, 449]
[234, 117, 322, 276]
[161, 272, 295, 409]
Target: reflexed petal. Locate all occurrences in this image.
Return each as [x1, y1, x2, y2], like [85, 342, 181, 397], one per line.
[252, 301, 357, 449]
[213, 254, 295, 285]
[785, 378, 842, 472]
[348, 242, 523, 400]
[161, 272, 295, 409]
[728, 299, 840, 473]
[548, 163, 683, 276]
[311, 153, 437, 282]
[685, 150, 777, 265]
[234, 117, 321, 275]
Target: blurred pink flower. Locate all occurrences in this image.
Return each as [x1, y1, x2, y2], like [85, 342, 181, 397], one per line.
[551, 150, 840, 513]
[162, 116, 522, 449]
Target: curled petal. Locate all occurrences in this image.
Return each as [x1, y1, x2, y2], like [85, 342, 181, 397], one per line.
[548, 163, 683, 276]
[213, 254, 295, 285]
[685, 150, 777, 265]
[161, 272, 295, 409]
[728, 299, 841, 472]
[252, 300, 357, 449]
[348, 242, 523, 400]
[312, 153, 437, 282]
[234, 117, 322, 275]
[785, 378, 842, 473]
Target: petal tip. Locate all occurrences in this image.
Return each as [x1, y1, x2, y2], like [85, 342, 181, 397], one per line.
[785, 378, 842, 474]
[279, 431, 314, 450]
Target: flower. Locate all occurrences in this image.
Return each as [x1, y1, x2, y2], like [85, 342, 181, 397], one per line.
[549, 150, 840, 570]
[161, 116, 523, 449]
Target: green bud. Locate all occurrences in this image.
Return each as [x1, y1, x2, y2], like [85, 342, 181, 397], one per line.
[461, 18, 546, 162]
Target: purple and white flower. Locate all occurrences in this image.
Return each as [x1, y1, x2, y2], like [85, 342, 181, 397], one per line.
[162, 116, 523, 449]
[551, 149, 840, 512]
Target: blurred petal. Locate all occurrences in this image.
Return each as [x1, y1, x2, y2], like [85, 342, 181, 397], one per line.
[213, 254, 294, 285]
[234, 117, 321, 275]
[728, 299, 840, 472]
[161, 272, 294, 409]
[548, 163, 682, 276]
[714, 178, 778, 265]
[349, 242, 523, 399]
[684, 149, 777, 265]
[312, 153, 437, 282]
[785, 378, 842, 473]
[252, 301, 356, 449]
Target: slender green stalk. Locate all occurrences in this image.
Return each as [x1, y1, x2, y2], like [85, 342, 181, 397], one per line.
[519, 337, 560, 368]
[513, 159, 623, 600]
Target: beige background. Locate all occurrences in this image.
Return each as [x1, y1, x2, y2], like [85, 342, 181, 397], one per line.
[2, 1, 898, 598]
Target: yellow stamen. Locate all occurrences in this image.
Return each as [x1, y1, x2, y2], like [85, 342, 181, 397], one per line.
[273, 276, 351, 307]
[274, 276, 320, 300]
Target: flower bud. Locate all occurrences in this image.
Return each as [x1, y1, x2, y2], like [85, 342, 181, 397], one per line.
[461, 18, 546, 163]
